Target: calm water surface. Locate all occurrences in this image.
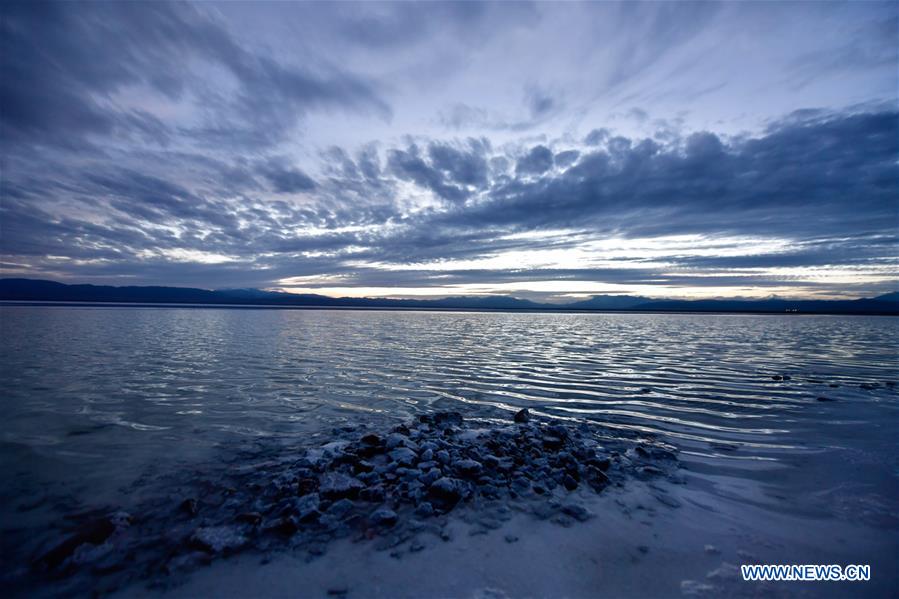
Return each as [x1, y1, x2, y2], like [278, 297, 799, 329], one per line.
[1, 306, 897, 584]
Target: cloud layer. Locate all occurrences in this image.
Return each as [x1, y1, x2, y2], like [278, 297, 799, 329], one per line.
[1, 1, 896, 299]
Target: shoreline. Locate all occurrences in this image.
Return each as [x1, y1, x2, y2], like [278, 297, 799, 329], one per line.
[2, 301, 897, 317]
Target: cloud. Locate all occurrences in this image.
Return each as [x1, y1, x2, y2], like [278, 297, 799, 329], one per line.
[259, 159, 317, 194]
[515, 145, 554, 175]
[0, 1, 390, 152]
[0, 2, 895, 298]
[3, 106, 897, 296]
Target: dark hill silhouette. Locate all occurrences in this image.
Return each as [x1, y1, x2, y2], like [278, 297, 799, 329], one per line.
[0, 279, 896, 315]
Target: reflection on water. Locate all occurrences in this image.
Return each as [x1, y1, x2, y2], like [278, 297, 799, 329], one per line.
[1, 306, 897, 554]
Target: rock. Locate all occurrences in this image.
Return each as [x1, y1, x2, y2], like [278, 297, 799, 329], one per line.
[37, 516, 118, 570]
[236, 512, 262, 525]
[354, 460, 375, 473]
[771, 375, 783, 381]
[455, 459, 483, 478]
[415, 502, 435, 518]
[295, 493, 321, 521]
[191, 526, 247, 554]
[179, 498, 199, 517]
[297, 477, 318, 495]
[359, 486, 385, 503]
[420, 448, 434, 462]
[385, 433, 410, 449]
[561, 504, 591, 522]
[512, 477, 532, 493]
[436, 450, 451, 464]
[267, 515, 299, 536]
[514, 409, 530, 423]
[370, 508, 398, 527]
[429, 477, 464, 506]
[504, 534, 519, 543]
[389, 447, 417, 466]
[542, 435, 564, 450]
[419, 467, 441, 487]
[319, 473, 365, 500]
[328, 499, 354, 517]
[433, 412, 464, 427]
[563, 474, 579, 491]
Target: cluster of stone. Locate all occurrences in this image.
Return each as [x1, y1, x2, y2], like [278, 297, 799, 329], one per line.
[26, 409, 679, 593]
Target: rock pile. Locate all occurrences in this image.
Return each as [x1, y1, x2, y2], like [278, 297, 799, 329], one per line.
[23, 410, 680, 593]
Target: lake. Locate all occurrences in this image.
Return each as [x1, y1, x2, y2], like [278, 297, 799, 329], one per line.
[1, 306, 897, 596]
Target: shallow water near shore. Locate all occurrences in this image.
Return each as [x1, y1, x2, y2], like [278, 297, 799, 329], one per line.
[1, 306, 897, 596]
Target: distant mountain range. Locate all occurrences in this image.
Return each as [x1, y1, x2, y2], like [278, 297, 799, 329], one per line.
[1, 278, 897, 315]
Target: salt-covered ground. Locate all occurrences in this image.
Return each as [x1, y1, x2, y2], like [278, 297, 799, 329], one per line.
[127, 472, 896, 599]
[5, 404, 897, 598]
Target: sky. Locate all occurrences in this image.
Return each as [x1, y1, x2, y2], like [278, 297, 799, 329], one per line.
[1, 1, 897, 302]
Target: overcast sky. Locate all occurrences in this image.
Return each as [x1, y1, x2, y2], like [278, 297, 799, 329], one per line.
[1, 1, 896, 301]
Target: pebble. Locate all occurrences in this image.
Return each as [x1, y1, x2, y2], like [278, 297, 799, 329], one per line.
[514, 409, 530, 423]
[369, 508, 398, 527]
